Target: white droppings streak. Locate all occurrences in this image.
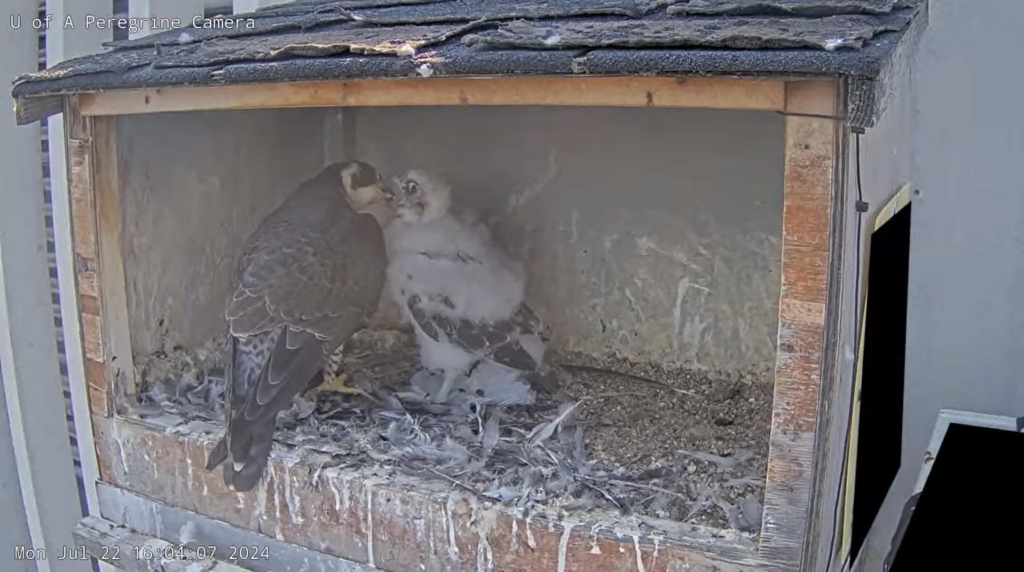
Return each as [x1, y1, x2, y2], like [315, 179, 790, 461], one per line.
[255, 476, 268, 524]
[283, 463, 304, 524]
[342, 478, 351, 513]
[328, 475, 342, 514]
[185, 454, 194, 488]
[429, 504, 437, 556]
[589, 523, 602, 554]
[468, 500, 496, 572]
[366, 482, 376, 568]
[267, 464, 283, 541]
[444, 495, 460, 560]
[509, 520, 519, 554]
[142, 450, 158, 479]
[556, 523, 575, 572]
[524, 517, 537, 549]
[632, 536, 646, 572]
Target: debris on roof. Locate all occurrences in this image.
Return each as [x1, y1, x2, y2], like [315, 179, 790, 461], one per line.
[11, 0, 926, 102]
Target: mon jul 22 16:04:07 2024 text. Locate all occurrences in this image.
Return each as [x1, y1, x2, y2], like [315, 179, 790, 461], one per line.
[14, 543, 271, 562]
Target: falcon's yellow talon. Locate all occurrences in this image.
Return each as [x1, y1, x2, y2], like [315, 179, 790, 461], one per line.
[335, 385, 366, 395]
[320, 372, 366, 395]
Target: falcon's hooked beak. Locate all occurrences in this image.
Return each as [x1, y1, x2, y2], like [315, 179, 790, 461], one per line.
[380, 181, 396, 201]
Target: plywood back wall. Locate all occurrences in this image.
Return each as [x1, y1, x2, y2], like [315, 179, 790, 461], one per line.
[117, 109, 325, 355]
[330, 106, 785, 374]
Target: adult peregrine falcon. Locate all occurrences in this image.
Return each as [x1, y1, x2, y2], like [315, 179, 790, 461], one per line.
[385, 169, 560, 404]
[205, 161, 395, 492]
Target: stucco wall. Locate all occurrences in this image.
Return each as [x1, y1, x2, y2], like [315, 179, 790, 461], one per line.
[855, 0, 1024, 568]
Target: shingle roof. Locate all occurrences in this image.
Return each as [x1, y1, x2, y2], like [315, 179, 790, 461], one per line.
[11, 0, 926, 124]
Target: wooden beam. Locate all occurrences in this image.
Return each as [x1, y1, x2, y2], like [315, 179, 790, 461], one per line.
[65, 99, 109, 417]
[801, 80, 853, 572]
[0, 3, 91, 570]
[76, 76, 787, 116]
[92, 115, 138, 407]
[96, 484, 380, 572]
[65, 105, 137, 418]
[14, 95, 63, 125]
[92, 415, 775, 572]
[74, 516, 250, 572]
[758, 79, 843, 570]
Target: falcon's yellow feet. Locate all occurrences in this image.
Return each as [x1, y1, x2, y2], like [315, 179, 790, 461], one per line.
[320, 372, 367, 396]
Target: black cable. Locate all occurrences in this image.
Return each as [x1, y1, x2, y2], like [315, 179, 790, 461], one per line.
[824, 131, 867, 572]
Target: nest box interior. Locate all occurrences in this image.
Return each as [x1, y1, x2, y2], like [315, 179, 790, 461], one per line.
[112, 103, 783, 537]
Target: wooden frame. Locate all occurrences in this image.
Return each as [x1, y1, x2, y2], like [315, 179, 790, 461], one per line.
[76, 76, 787, 117]
[761, 80, 849, 571]
[59, 75, 850, 572]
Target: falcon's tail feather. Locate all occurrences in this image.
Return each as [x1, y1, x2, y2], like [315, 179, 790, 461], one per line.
[205, 332, 236, 472]
[209, 326, 325, 491]
[205, 436, 229, 471]
[222, 421, 276, 492]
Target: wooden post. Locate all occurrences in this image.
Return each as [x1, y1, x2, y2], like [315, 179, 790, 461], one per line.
[759, 79, 845, 570]
[128, 0, 208, 38]
[0, 1, 91, 570]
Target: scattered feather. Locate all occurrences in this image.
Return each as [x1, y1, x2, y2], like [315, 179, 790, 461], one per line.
[133, 332, 769, 529]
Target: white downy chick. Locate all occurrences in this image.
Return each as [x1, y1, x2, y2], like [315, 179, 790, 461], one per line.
[385, 169, 558, 403]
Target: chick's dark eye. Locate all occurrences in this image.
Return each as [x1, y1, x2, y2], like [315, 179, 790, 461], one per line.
[404, 181, 420, 195]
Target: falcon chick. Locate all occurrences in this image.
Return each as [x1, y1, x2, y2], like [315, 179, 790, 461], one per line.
[205, 160, 395, 492]
[386, 169, 560, 404]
